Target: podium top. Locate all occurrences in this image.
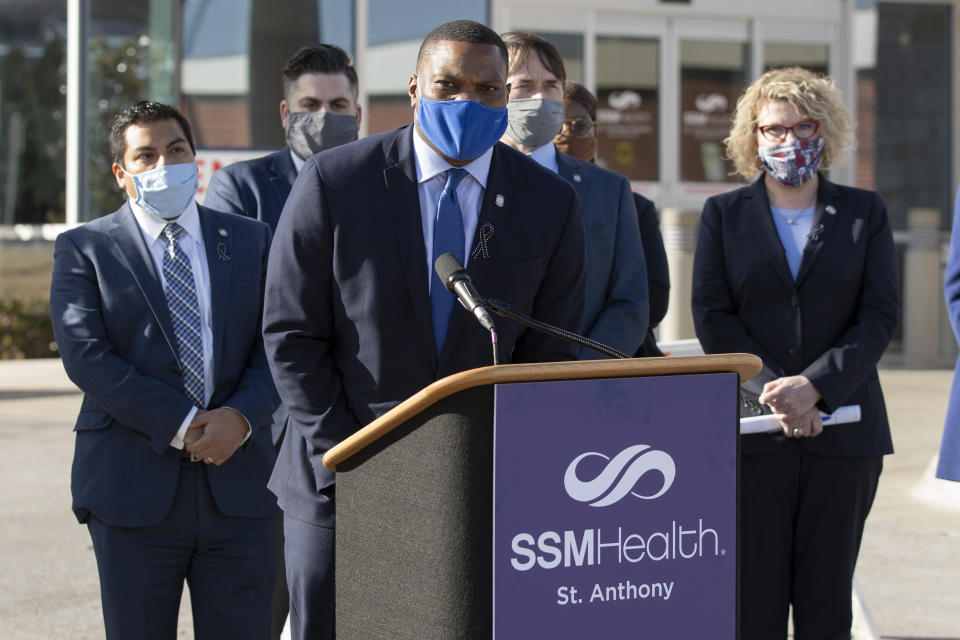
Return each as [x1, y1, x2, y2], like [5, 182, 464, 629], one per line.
[322, 354, 761, 471]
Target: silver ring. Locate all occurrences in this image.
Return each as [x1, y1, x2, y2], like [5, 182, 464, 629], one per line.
[206, 457, 215, 464]
[793, 427, 804, 438]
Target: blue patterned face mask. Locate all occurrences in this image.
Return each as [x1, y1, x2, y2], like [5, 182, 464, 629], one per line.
[416, 95, 508, 162]
[126, 161, 199, 219]
[758, 137, 824, 187]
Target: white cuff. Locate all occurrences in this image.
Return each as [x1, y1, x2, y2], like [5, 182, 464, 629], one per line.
[170, 405, 199, 449]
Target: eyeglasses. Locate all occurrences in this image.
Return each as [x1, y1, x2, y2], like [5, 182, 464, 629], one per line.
[757, 120, 819, 142]
[561, 116, 595, 139]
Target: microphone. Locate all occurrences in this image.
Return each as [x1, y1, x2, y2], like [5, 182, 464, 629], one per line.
[434, 253, 496, 332]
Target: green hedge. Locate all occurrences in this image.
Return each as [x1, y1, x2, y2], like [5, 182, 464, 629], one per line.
[0, 294, 58, 359]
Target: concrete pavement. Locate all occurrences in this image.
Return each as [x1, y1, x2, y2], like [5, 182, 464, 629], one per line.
[1, 359, 958, 639]
[0, 359, 194, 638]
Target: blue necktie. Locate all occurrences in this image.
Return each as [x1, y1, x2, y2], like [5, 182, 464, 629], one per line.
[162, 223, 205, 407]
[430, 168, 468, 354]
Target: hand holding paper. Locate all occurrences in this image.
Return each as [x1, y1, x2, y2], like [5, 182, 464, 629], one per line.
[740, 405, 861, 435]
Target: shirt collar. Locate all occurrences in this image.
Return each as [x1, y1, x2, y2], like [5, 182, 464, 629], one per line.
[129, 196, 202, 244]
[289, 147, 306, 174]
[527, 141, 559, 174]
[411, 124, 494, 189]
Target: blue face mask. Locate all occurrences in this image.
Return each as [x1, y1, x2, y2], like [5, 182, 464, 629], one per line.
[126, 161, 199, 220]
[416, 95, 508, 162]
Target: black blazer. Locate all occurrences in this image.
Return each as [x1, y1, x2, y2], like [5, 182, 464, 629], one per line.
[633, 193, 669, 357]
[262, 125, 587, 525]
[692, 175, 900, 456]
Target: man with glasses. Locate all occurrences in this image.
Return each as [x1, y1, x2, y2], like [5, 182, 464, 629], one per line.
[500, 32, 649, 358]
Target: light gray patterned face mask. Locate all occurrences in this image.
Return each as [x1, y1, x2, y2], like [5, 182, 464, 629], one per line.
[505, 97, 566, 149]
[286, 110, 358, 160]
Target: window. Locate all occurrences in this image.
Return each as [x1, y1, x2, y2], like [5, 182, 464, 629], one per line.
[0, 0, 67, 224]
[596, 37, 659, 181]
[679, 39, 747, 183]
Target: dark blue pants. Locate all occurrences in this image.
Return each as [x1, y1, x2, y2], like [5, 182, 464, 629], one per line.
[87, 460, 276, 640]
[740, 443, 882, 640]
[283, 513, 336, 640]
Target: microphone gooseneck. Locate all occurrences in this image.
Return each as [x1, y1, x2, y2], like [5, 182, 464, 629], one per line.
[433, 253, 629, 360]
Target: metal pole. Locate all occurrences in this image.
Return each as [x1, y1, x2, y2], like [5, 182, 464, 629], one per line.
[354, 0, 368, 138]
[66, 0, 89, 226]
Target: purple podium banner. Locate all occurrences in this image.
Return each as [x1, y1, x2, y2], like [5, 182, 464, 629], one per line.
[493, 373, 738, 639]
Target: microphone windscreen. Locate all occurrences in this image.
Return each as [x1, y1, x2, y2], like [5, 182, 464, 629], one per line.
[434, 253, 466, 290]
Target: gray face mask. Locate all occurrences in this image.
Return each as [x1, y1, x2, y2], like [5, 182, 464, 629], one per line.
[285, 110, 358, 160]
[505, 97, 566, 149]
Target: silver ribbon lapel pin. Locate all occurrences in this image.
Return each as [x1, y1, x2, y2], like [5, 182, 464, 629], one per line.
[471, 222, 495, 260]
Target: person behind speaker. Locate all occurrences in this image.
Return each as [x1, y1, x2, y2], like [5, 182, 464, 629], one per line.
[553, 80, 669, 357]
[691, 67, 899, 639]
[204, 44, 360, 638]
[498, 32, 647, 360]
[204, 44, 361, 232]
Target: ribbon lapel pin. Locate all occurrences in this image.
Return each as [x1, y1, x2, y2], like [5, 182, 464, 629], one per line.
[807, 223, 825, 242]
[471, 222, 495, 260]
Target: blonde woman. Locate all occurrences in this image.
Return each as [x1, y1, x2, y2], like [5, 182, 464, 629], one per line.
[691, 67, 900, 639]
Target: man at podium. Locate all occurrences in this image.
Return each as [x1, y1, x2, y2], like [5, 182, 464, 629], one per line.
[262, 19, 586, 640]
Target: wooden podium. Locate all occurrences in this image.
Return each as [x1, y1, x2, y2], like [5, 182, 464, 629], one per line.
[323, 355, 760, 639]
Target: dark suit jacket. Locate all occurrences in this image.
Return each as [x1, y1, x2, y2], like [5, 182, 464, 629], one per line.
[50, 203, 280, 527]
[692, 175, 899, 457]
[633, 192, 669, 357]
[263, 125, 587, 525]
[204, 148, 297, 231]
[556, 150, 648, 358]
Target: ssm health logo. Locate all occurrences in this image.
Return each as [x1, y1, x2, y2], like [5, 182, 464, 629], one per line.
[563, 444, 676, 507]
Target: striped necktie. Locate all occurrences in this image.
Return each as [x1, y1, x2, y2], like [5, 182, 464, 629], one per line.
[162, 223, 205, 407]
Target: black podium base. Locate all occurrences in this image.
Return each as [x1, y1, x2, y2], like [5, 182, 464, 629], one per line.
[336, 386, 494, 639]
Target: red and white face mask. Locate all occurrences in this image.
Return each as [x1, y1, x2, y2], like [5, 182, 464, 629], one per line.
[758, 137, 824, 187]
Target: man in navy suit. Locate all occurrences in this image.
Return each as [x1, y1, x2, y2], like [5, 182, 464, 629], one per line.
[499, 32, 648, 359]
[262, 20, 586, 640]
[50, 102, 279, 639]
[203, 44, 359, 639]
[204, 44, 361, 232]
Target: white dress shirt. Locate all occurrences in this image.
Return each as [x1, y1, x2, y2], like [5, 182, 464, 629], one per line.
[290, 148, 306, 175]
[527, 141, 560, 174]
[130, 197, 250, 450]
[411, 126, 494, 291]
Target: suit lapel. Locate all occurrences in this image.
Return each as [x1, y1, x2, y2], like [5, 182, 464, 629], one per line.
[746, 177, 797, 290]
[438, 143, 515, 368]
[200, 206, 231, 384]
[556, 150, 589, 207]
[384, 126, 438, 369]
[795, 177, 841, 286]
[107, 204, 179, 359]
